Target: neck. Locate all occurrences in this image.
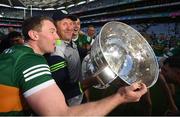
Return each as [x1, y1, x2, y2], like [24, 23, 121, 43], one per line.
[72, 34, 79, 41]
[59, 36, 71, 43]
[25, 41, 43, 55]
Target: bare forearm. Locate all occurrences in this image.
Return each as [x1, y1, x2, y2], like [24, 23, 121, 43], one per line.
[66, 82, 147, 116]
[27, 83, 147, 116]
[66, 93, 122, 116]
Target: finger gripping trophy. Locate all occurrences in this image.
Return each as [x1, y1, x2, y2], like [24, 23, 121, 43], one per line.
[82, 21, 159, 89]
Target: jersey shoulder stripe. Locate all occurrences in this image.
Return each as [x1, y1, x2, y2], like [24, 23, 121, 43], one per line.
[23, 64, 51, 82]
[24, 67, 50, 78]
[25, 71, 51, 82]
[23, 64, 49, 74]
[12, 46, 53, 95]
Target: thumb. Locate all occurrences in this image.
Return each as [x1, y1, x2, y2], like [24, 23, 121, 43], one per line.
[128, 82, 142, 91]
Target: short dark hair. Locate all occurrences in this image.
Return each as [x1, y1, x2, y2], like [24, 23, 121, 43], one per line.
[22, 16, 53, 41]
[52, 10, 77, 22]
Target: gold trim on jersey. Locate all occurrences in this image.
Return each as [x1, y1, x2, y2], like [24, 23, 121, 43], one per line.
[0, 84, 23, 112]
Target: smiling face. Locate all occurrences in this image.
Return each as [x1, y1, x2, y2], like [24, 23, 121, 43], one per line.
[55, 18, 74, 42]
[73, 18, 81, 36]
[87, 26, 95, 38]
[36, 20, 59, 54]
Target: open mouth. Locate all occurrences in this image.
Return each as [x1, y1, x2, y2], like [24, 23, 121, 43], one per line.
[74, 29, 78, 31]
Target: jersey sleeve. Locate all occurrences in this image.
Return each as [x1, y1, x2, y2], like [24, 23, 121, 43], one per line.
[14, 53, 55, 98]
[45, 55, 69, 86]
[164, 47, 180, 58]
[86, 36, 92, 44]
[45, 55, 82, 100]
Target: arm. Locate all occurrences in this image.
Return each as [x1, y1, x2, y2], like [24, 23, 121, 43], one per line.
[26, 82, 147, 116]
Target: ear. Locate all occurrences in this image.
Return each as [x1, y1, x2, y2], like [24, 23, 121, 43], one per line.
[28, 30, 39, 41]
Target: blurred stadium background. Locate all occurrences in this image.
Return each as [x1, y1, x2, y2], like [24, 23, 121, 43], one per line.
[0, 0, 179, 38]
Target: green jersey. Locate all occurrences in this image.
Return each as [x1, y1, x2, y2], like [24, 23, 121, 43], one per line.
[164, 46, 180, 58]
[0, 45, 55, 115]
[73, 33, 91, 48]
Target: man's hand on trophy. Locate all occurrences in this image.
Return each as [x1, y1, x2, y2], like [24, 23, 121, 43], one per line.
[116, 82, 147, 104]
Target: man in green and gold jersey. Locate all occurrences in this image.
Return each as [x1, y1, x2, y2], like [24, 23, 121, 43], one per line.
[0, 16, 59, 115]
[72, 16, 91, 61]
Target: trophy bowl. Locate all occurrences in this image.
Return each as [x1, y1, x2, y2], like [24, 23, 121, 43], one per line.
[82, 21, 159, 89]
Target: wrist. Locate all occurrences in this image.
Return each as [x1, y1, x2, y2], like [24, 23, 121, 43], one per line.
[113, 92, 125, 105]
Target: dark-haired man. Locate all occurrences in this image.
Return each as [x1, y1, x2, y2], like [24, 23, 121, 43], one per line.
[87, 24, 96, 45]
[0, 16, 59, 115]
[71, 16, 91, 62]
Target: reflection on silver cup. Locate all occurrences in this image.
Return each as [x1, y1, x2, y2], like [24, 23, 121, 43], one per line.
[82, 21, 159, 89]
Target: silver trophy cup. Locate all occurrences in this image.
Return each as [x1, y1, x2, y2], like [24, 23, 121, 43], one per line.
[82, 21, 159, 89]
